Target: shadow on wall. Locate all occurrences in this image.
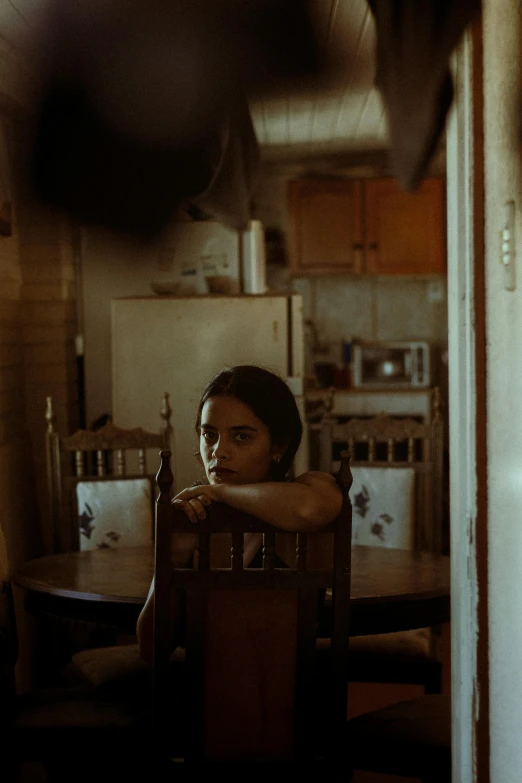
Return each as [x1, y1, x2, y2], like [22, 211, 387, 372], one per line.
[0, 438, 43, 578]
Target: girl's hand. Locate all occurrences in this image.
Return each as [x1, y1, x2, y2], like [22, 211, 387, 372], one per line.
[172, 484, 220, 524]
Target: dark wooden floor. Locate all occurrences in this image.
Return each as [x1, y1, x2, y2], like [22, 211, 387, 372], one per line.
[349, 621, 451, 783]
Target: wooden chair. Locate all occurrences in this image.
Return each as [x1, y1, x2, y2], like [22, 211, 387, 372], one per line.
[2, 580, 151, 783]
[152, 449, 353, 764]
[43, 394, 171, 690]
[45, 392, 172, 553]
[348, 693, 451, 781]
[318, 389, 445, 694]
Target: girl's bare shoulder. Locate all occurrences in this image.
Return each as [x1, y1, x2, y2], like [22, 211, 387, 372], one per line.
[294, 470, 339, 488]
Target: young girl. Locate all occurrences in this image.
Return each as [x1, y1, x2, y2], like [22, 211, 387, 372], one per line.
[137, 365, 342, 660]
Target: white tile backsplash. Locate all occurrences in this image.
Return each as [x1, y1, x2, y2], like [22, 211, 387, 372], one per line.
[314, 277, 375, 342]
[283, 274, 447, 346]
[375, 278, 447, 340]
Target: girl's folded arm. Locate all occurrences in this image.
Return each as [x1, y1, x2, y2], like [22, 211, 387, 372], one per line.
[174, 471, 342, 533]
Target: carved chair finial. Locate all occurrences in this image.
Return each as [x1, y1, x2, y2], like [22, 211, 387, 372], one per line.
[157, 450, 174, 502]
[338, 453, 353, 492]
[160, 392, 172, 426]
[160, 392, 173, 450]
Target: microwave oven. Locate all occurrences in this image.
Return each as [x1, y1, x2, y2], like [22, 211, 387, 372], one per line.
[352, 341, 431, 389]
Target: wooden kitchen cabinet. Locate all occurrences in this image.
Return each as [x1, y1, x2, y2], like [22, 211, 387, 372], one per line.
[364, 177, 445, 274]
[287, 176, 445, 275]
[287, 179, 363, 275]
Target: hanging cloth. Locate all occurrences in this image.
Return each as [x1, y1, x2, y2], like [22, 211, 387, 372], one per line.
[368, 0, 480, 190]
[192, 96, 260, 232]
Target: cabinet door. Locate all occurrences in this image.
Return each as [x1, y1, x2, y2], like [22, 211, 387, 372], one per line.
[287, 179, 363, 275]
[364, 178, 445, 274]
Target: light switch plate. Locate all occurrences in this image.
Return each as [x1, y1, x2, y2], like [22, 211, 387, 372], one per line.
[501, 201, 516, 291]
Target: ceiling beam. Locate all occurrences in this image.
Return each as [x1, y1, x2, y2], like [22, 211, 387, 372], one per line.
[259, 145, 390, 169]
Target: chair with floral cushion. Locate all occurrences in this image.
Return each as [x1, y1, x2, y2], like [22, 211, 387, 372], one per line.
[318, 388, 445, 694]
[43, 393, 171, 689]
[45, 392, 172, 554]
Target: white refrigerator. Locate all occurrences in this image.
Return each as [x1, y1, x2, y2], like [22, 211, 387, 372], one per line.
[111, 294, 307, 492]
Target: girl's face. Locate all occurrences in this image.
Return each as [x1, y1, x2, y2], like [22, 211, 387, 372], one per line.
[199, 395, 282, 485]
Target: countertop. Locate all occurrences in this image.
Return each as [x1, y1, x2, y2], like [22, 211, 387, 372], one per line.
[306, 386, 435, 421]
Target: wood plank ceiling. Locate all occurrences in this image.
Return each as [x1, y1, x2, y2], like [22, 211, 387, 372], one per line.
[0, 0, 39, 110]
[250, 0, 388, 156]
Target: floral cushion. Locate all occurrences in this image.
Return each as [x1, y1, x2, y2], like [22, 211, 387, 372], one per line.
[349, 467, 415, 549]
[76, 479, 153, 551]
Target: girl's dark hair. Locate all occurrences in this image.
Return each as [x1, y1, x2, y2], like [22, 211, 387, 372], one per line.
[195, 365, 303, 480]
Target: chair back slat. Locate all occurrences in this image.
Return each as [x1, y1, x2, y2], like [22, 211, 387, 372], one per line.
[198, 533, 211, 571]
[75, 451, 84, 477]
[96, 450, 105, 477]
[296, 532, 308, 571]
[368, 436, 375, 461]
[153, 449, 352, 763]
[115, 449, 125, 475]
[262, 532, 276, 570]
[231, 532, 244, 570]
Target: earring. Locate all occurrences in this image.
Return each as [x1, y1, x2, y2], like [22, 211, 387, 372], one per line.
[273, 455, 281, 464]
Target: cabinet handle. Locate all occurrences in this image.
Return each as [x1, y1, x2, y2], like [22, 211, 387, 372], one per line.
[353, 243, 363, 250]
[368, 242, 378, 250]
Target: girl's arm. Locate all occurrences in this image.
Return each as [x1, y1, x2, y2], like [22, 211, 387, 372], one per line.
[172, 471, 342, 532]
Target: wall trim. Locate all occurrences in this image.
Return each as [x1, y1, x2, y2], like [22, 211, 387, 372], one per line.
[446, 20, 489, 783]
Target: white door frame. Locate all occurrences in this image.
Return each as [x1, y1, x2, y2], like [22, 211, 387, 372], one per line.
[447, 25, 487, 783]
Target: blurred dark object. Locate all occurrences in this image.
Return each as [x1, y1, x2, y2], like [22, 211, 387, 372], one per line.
[32, 82, 214, 240]
[91, 412, 112, 431]
[315, 362, 336, 389]
[190, 97, 260, 232]
[29, 0, 319, 239]
[265, 229, 286, 266]
[368, 0, 481, 191]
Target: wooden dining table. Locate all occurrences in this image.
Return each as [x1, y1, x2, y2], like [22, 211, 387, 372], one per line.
[12, 544, 450, 637]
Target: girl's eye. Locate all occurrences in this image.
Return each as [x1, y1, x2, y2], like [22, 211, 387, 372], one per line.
[201, 430, 216, 442]
[234, 432, 251, 443]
